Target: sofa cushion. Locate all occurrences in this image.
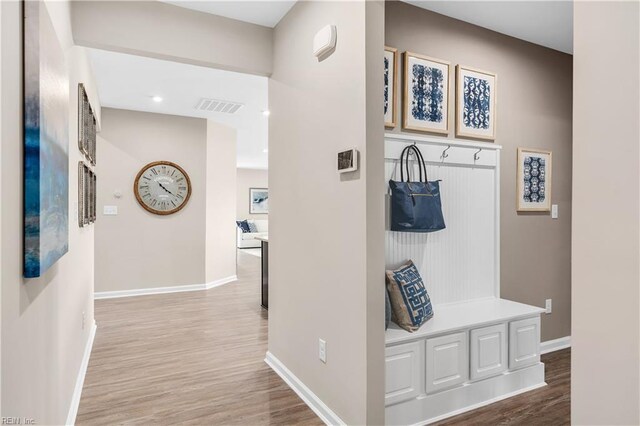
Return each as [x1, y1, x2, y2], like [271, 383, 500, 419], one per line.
[247, 221, 258, 233]
[236, 220, 250, 233]
[386, 260, 433, 332]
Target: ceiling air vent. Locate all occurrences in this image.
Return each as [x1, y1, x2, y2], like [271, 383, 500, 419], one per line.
[195, 98, 244, 114]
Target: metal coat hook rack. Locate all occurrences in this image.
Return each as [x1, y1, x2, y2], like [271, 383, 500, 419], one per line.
[474, 148, 482, 161]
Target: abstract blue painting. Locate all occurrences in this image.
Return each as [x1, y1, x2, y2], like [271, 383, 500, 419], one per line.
[403, 53, 450, 134]
[523, 156, 546, 203]
[24, 1, 69, 278]
[384, 47, 397, 127]
[456, 66, 496, 140]
[517, 148, 552, 212]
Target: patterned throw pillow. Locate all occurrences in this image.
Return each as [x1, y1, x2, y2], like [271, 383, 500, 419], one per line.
[247, 222, 258, 233]
[236, 220, 250, 233]
[386, 260, 434, 332]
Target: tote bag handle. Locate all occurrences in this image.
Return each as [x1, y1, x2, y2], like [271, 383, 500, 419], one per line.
[400, 144, 429, 183]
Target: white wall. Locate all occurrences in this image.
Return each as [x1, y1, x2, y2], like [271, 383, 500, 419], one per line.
[71, 0, 273, 76]
[206, 121, 237, 284]
[95, 108, 207, 293]
[572, 1, 640, 424]
[268, 1, 385, 423]
[236, 168, 268, 220]
[1, 1, 99, 423]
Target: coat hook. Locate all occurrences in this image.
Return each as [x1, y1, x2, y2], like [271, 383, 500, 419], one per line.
[440, 145, 451, 161]
[474, 148, 482, 161]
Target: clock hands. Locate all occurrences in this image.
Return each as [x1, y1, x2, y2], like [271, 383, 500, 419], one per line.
[158, 182, 175, 196]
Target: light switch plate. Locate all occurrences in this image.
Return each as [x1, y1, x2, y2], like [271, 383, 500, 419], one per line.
[103, 205, 118, 215]
[551, 204, 558, 219]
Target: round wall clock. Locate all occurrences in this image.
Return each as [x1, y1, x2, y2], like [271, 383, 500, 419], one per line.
[134, 161, 192, 215]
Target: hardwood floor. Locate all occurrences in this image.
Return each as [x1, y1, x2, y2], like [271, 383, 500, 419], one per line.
[77, 249, 570, 425]
[76, 251, 322, 425]
[434, 349, 571, 426]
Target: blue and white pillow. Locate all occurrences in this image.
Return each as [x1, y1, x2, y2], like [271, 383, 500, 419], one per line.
[248, 222, 258, 233]
[385, 260, 434, 332]
[236, 220, 250, 233]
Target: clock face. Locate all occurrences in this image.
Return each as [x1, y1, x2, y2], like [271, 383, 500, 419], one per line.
[134, 161, 192, 215]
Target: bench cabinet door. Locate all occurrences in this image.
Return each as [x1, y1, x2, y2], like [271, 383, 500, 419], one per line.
[425, 332, 469, 394]
[385, 341, 424, 405]
[470, 323, 507, 381]
[509, 316, 541, 370]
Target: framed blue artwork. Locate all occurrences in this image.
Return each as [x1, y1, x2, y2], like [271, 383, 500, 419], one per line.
[456, 65, 497, 140]
[517, 148, 552, 212]
[384, 46, 398, 128]
[24, 0, 69, 278]
[403, 52, 450, 135]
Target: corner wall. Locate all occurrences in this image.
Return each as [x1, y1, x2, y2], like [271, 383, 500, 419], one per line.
[385, 1, 573, 342]
[268, 1, 385, 423]
[572, 1, 640, 424]
[236, 168, 268, 221]
[1, 1, 99, 423]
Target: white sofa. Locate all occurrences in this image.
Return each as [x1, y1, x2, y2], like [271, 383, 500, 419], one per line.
[236, 219, 268, 249]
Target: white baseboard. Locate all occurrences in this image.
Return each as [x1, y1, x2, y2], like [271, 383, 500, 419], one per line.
[541, 336, 571, 354]
[66, 320, 97, 426]
[94, 275, 237, 300]
[265, 351, 346, 426]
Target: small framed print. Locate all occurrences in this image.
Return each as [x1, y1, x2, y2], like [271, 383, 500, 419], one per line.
[403, 52, 451, 134]
[384, 46, 398, 128]
[250, 188, 269, 214]
[337, 148, 358, 173]
[456, 65, 497, 140]
[517, 148, 552, 212]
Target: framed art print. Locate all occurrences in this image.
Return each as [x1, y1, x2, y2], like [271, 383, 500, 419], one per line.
[250, 188, 269, 214]
[384, 46, 398, 128]
[517, 148, 552, 212]
[403, 52, 450, 134]
[456, 65, 497, 140]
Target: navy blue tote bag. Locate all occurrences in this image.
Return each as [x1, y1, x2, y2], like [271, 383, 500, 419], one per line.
[389, 145, 446, 233]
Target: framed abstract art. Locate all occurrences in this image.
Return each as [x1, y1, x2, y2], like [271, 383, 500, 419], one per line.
[384, 46, 398, 128]
[250, 188, 269, 214]
[403, 52, 450, 134]
[456, 65, 497, 140]
[516, 148, 552, 212]
[24, 0, 70, 278]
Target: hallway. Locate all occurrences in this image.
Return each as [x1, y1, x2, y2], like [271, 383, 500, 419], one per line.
[76, 251, 322, 425]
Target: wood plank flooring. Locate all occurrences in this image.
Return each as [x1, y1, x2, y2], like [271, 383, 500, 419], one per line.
[77, 249, 570, 425]
[76, 251, 323, 425]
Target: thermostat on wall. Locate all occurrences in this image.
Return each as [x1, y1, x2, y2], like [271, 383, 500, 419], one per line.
[313, 25, 337, 59]
[338, 148, 358, 173]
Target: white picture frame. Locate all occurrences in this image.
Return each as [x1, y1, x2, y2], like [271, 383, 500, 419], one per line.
[250, 188, 269, 214]
[456, 65, 497, 140]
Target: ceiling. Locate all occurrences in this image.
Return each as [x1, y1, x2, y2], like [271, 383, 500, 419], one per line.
[88, 48, 268, 169]
[159, 0, 296, 27]
[404, 1, 573, 54]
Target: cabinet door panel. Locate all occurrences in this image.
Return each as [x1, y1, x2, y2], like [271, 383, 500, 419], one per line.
[470, 323, 507, 381]
[426, 332, 468, 394]
[385, 341, 424, 405]
[509, 317, 541, 370]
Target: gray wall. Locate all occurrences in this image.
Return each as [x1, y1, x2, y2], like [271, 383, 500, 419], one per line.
[236, 168, 268, 220]
[268, 1, 385, 423]
[71, 1, 273, 76]
[572, 1, 640, 424]
[385, 1, 573, 341]
[96, 108, 207, 292]
[1, 2, 99, 423]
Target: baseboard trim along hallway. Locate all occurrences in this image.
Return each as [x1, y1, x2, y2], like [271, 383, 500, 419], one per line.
[94, 276, 238, 299]
[66, 320, 97, 426]
[265, 351, 346, 426]
[541, 336, 571, 354]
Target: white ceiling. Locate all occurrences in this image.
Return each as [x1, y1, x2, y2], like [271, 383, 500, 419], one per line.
[88, 48, 269, 169]
[404, 1, 573, 54]
[159, 0, 296, 27]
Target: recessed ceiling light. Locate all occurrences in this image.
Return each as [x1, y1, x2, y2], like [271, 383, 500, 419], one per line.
[152, 96, 163, 103]
[262, 110, 270, 116]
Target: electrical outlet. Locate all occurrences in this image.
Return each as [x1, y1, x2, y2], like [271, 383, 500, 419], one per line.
[545, 299, 552, 314]
[82, 311, 86, 330]
[319, 338, 327, 363]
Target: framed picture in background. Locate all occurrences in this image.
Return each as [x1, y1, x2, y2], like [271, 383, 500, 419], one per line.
[250, 188, 269, 214]
[402, 52, 450, 134]
[456, 65, 497, 140]
[516, 148, 552, 212]
[384, 46, 398, 128]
